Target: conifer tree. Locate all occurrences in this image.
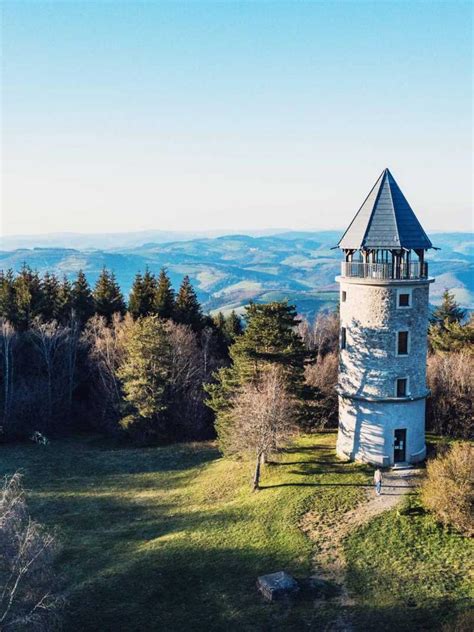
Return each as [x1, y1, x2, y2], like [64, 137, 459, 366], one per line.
[210, 311, 230, 355]
[206, 301, 305, 454]
[14, 265, 42, 330]
[129, 268, 157, 319]
[224, 310, 243, 340]
[213, 311, 226, 331]
[128, 272, 144, 319]
[93, 268, 126, 321]
[213, 310, 243, 349]
[431, 289, 466, 329]
[142, 268, 158, 315]
[0, 270, 18, 324]
[117, 315, 172, 440]
[39, 272, 61, 321]
[429, 315, 474, 353]
[71, 270, 95, 325]
[58, 276, 73, 324]
[154, 268, 175, 319]
[174, 275, 202, 329]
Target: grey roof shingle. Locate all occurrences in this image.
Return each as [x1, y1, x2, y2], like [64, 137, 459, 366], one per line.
[338, 169, 433, 250]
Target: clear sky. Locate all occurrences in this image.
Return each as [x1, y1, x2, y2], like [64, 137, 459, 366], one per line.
[1, 1, 472, 236]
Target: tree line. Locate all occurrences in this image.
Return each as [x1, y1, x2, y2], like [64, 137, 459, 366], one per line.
[0, 264, 242, 333]
[0, 264, 337, 453]
[0, 266, 243, 443]
[0, 265, 472, 457]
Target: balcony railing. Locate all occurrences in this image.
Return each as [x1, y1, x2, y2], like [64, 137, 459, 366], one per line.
[341, 261, 428, 280]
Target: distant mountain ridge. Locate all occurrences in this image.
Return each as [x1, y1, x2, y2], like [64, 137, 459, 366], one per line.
[1, 231, 472, 319]
[0, 228, 296, 252]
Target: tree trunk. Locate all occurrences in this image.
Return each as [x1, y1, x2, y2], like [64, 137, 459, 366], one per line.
[253, 452, 263, 491]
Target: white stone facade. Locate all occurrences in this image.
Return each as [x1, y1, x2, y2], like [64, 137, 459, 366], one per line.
[336, 276, 433, 466]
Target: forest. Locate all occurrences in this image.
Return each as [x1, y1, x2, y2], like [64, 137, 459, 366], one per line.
[0, 265, 472, 448]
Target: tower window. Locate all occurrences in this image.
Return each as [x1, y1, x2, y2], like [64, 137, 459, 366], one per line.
[397, 331, 409, 355]
[397, 290, 412, 308]
[396, 378, 408, 397]
[341, 291, 347, 302]
[340, 327, 346, 350]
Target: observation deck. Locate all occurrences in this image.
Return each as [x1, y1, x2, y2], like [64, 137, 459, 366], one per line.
[340, 261, 428, 281]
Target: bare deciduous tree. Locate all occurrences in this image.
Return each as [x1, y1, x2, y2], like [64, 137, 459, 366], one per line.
[427, 351, 473, 439]
[166, 321, 205, 435]
[304, 351, 338, 428]
[228, 367, 297, 490]
[298, 310, 339, 359]
[82, 314, 132, 427]
[0, 473, 64, 630]
[30, 319, 69, 428]
[63, 318, 80, 418]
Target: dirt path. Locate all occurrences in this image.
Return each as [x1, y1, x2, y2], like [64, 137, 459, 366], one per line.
[302, 468, 422, 616]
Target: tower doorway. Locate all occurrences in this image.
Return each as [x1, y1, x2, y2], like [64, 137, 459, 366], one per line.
[394, 429, 407, 463]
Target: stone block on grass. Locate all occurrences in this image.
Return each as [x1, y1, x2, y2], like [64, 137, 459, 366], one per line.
[257, 571, 299, 601]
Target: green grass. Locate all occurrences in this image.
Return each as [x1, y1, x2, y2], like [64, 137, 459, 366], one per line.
[345, 491, 474, 631]
[0, 433, 471, 631]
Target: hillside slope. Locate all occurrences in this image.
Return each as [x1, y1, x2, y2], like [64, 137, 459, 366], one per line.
[0, 434, 470, 631]
[1, 231, 472, 319]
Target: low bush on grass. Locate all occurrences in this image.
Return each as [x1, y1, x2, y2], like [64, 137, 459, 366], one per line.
[421, 442, 474, 536]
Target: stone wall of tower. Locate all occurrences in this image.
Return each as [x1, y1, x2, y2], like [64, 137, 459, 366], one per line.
[338, 279, 430, 400]
[336, 277, 432, 466]
[337, 397, 426, 466]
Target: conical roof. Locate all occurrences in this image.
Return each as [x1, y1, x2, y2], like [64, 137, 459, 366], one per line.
[338, 169, 433, 250]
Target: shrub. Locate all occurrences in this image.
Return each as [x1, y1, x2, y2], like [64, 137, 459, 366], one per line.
[421, 442, 474, 536]
[427, 351, 474, 439]
[0, 473, 64, 630]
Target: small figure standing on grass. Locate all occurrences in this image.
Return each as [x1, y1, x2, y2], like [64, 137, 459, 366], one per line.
[374, 468, 383, 496]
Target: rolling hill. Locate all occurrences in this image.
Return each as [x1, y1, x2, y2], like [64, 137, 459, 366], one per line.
[0, 231, 472, 320]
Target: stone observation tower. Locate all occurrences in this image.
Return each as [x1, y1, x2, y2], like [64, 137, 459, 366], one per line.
[335, 168, 435, 467]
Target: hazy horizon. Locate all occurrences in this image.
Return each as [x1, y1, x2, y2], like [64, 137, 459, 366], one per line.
[3, 225, 473, 241]
[2, 2, 472, 236]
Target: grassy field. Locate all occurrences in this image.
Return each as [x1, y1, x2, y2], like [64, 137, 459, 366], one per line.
[1, 433, 471, 631]
[345, 491, 473, 631]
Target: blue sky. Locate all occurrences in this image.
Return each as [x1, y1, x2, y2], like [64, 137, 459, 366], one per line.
[2, 1, 472, 235]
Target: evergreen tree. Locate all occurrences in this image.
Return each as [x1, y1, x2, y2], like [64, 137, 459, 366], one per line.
[57, 276, 73, 324]
[213, 311, 226, 332]
[174, 275, 202, 329]
[0, 270, 18, 324]
[14, 265, 42, 330]
[213, 310, 242, 350]
[93, 268, 126, 321]
[154, 268, 175, 319]
[109, 271, 126, 315]
[39, 272, 61, 321]
[431, 289, 466, 328]
[210, 311, 230, 356]
[206, 301, 306, 454]
[142, 268, 158, 315]
[128, 272, 144, 319]
[129, 268, 157, 319]
[224, 310, 243, 340]
[429, 315, 474, 353]
[71, 270, 95, 325]
[117, 315, 172, 441]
